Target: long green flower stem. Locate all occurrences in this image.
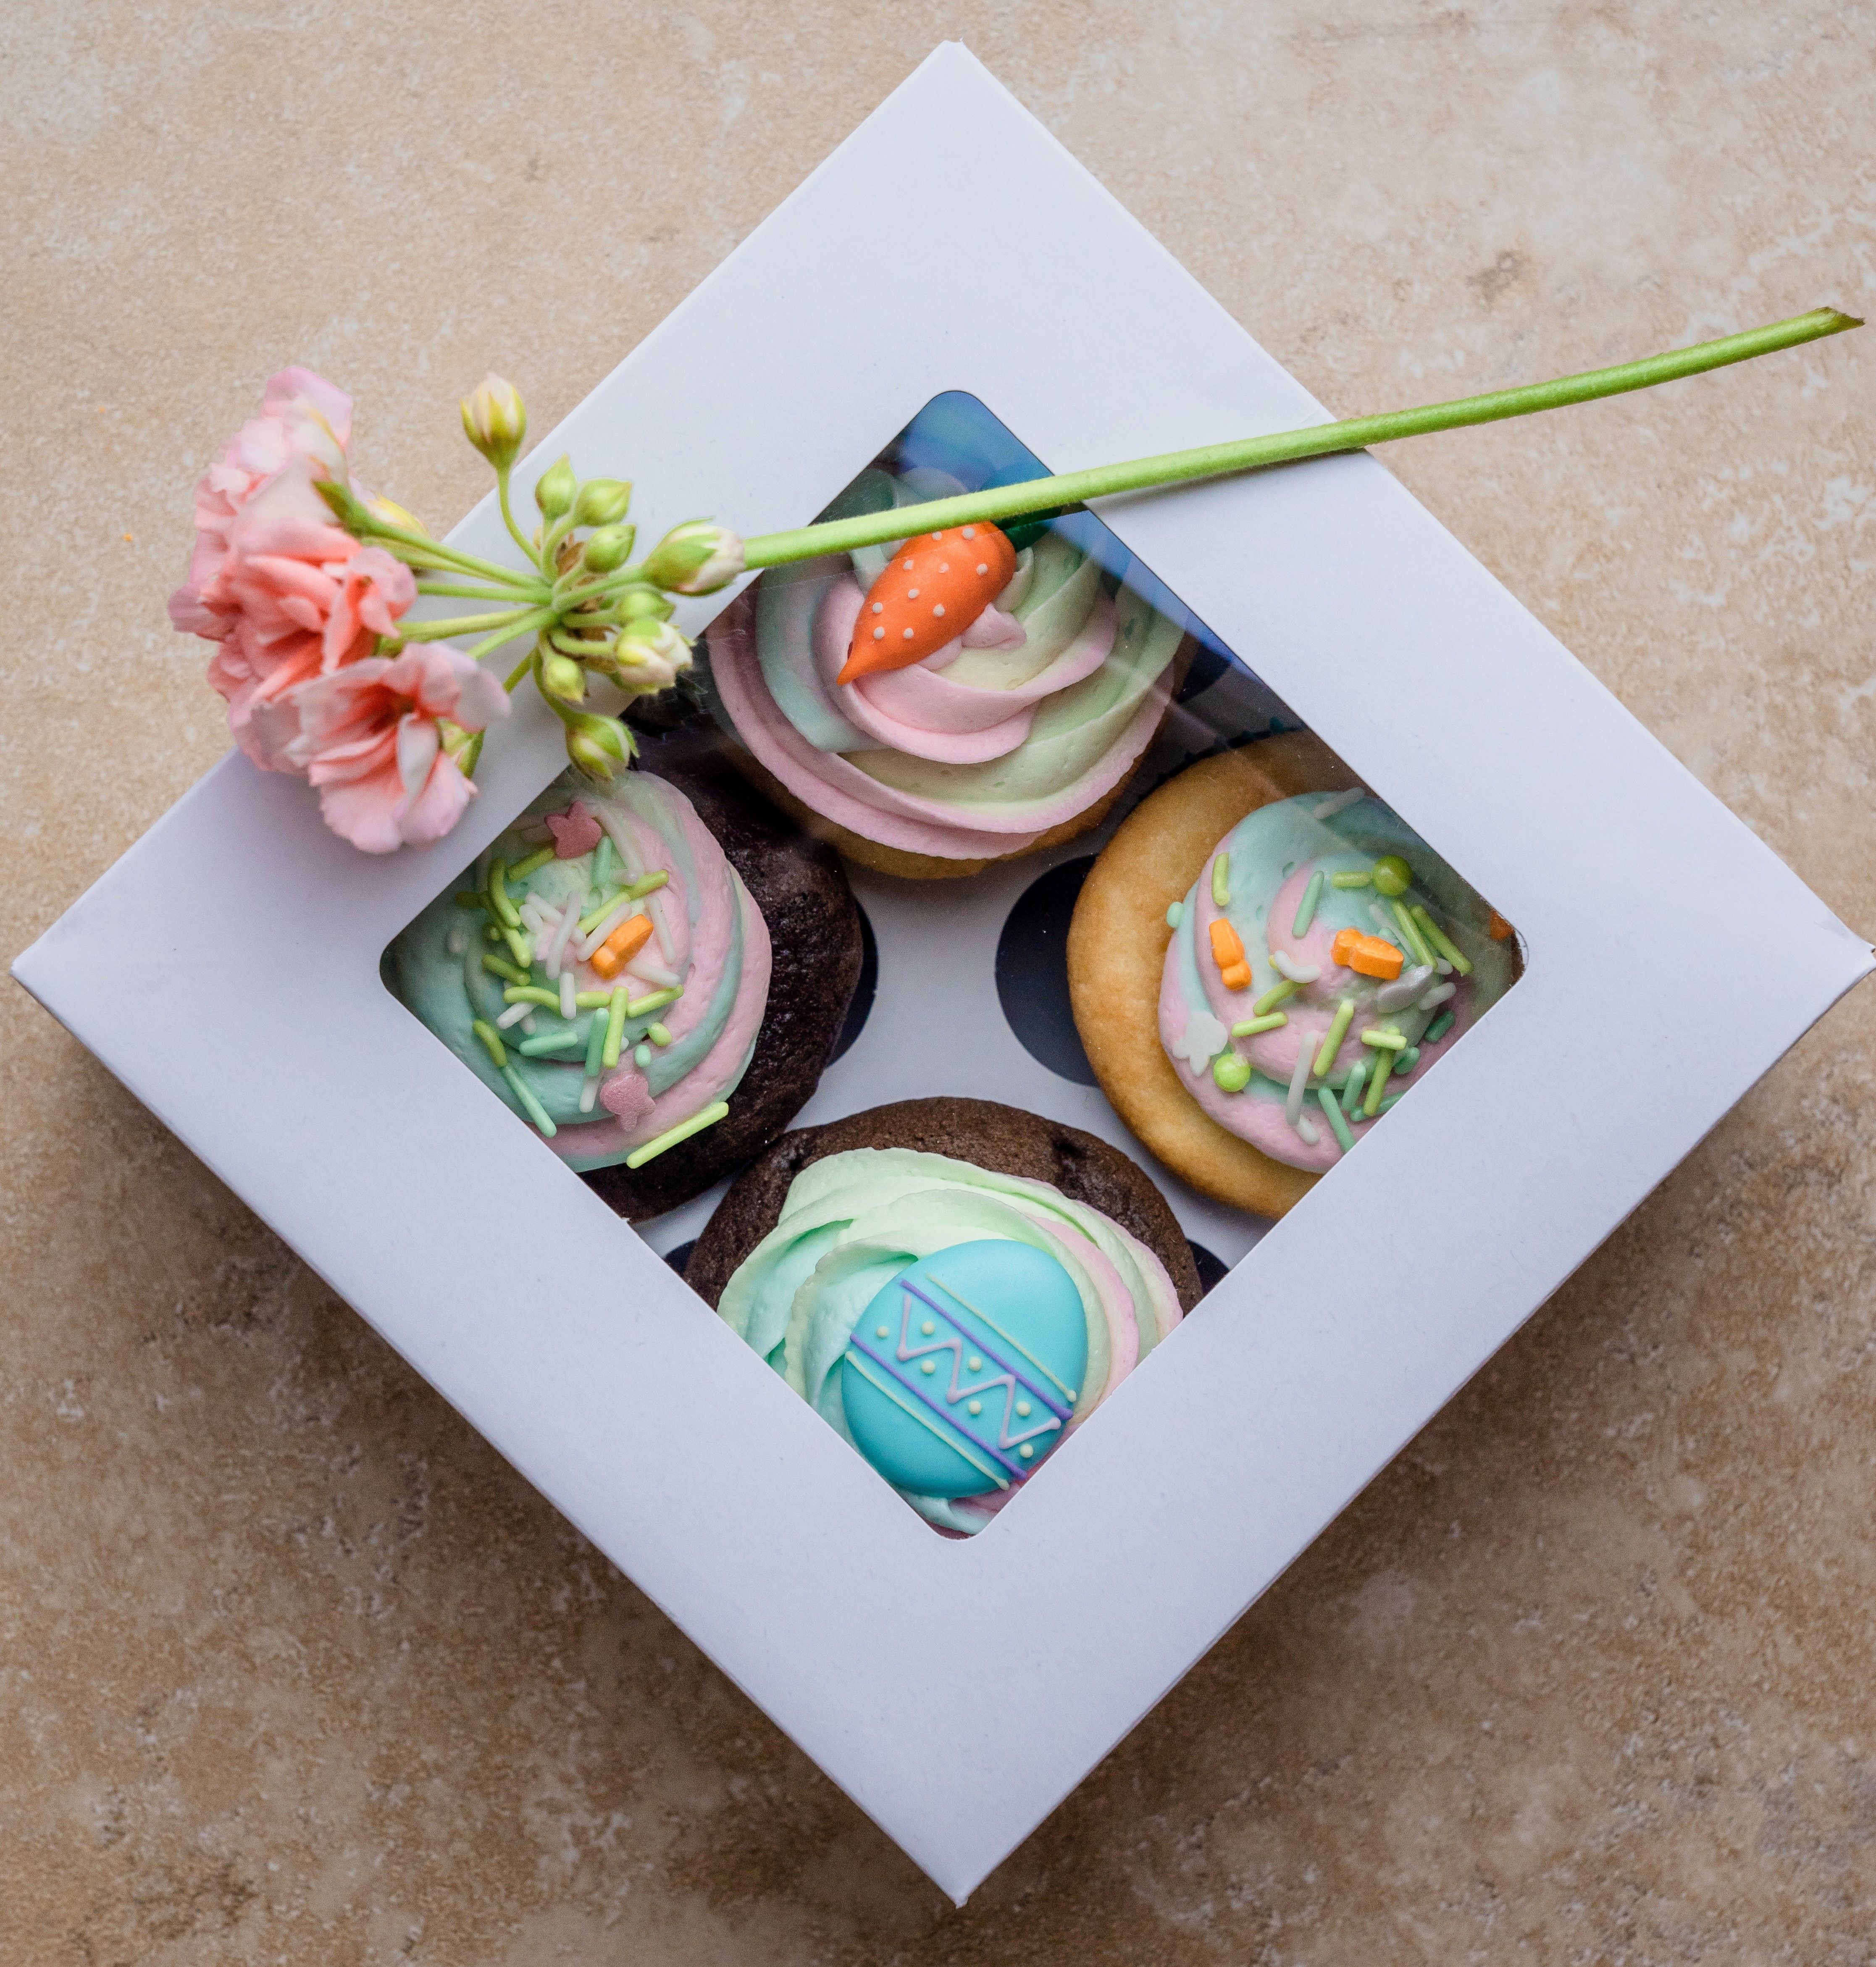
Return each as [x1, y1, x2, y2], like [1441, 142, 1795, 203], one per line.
[740, 308, 1860, 570]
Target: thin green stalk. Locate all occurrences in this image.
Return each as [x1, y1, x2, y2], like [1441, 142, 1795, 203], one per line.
[365, 518, 542, 588]
[741, 307, 1860, 570]
[401, 607, 544, 641]
[416, 580, 547, 603]
[495, 467, 538, 562]
[468, 610, 558, 666]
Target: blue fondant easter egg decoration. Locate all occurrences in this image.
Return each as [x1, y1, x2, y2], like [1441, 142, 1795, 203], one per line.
[840, 1239, 1088, 1499]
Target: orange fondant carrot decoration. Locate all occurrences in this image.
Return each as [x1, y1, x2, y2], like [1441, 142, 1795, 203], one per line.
[1487, 909, 1514, 941]
[1209, 917, 1252, 991]
[836, 521, 1018, 684]
[1331, 928, 1404, 980]
[589, 913, 653, 980]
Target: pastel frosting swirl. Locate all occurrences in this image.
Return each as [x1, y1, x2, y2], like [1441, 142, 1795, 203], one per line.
[706, 468, 1187, 859]
[390, 768, 770, 1172]
[716, 1146, 1183, 1534]
[1160, 791, 1517, 1173]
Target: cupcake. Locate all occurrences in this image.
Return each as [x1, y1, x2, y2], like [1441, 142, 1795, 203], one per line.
[1069, 739, 1519, 1219]
[704, 461, 1191, 878]
[387, 737, 863, 1219]
[686, 1098, 1200, 1534]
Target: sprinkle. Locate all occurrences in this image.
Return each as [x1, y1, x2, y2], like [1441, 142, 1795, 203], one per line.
[1271, 950, 1321, 984]
[602, 988, 630, 1068]
[1330, 871, 1371, 889]
[545, 894, 583, 980]
[559, 970, 577, 1019]
[1376, 1092, 1406, 1115]
[1331, 928, 1404, 980]
[578, 889, 629, 935]
[1211, 852, 1230, 908]
[1213, 1051, 1252, 1092]
[1425, 1009, 1456, 1045]
[520, 1014, 537, 1036]
[1230, 1011, 1288, 1037]
[501, 1064, 557, 1136]
[519, 1029, 583, 1057]
[1208, 917, 1251, 992]
[486, 861, 520, 929]
[633, 1043, 652, 1069]
[1315, 997, 1357, 1075]
[1412, 905, 1474, 976]
[1371, 854, 1413, 897]
[454, 890, 491, 911]
[1166, 899, 1186, 930]
[625, 1100, 730, 1169]
[1312, 789, 1364, 819]
[628, 869, 670, 899]
[646, 1022, 672, 1046]
[1395, 1045, 1421, 1073]
[502, 925, 533, 970]
[590, 913, 653, 980]
[508, 844, 556, 882]
[1488, 909, 1514, 941]
[495, 1002, 533, 1029]
[627, 985, 682, 1017]
[591, 834, 614, 892]
[1418, 980, 1456, 1012]
[1253, 977, 1301, 1016]
[1295, 1111, 1321, 1146]
[1374, 964, 1435, 1013]
[1341, 1058, 1369, 1116]
[471, 1019, 507, 1068]
[1389, 899, 1432, 970]
[625, 956, 681, 989]
[1285, 1034, 1314, 1129]
[502, 985, 560, 1009]
[482, 953, 530, 985]
[579, 1076, 599, 1114]
[1361, 1027, 1407, 1050]
[573, 991, 611, 1009]
[1317, 1087, 1356, 1153]
[1364, 1043, 1395, 1116]
[484, 924, 502, 943]
[1292, 870, 1324, 936]
[585, 1014, 607, 1076]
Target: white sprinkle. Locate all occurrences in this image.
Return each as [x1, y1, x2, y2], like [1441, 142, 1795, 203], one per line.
[1285, 1035, 1314, 1129]
[1419, 980, 1457, 1012]
[560, 971, 576, 1019]
[626, 956, 681, 990]
[1374, 964, 1434, 1012]
[1271, 951, 1321, 984]
[962, 526, 976, 538]
[908, 587, 920, 598]
[497, 1001, 531, 1029]
[873, 626, 885, 640]
[521, 1013, 537, 1035]
[578, 1074, 600, 1115]
[446, 928, 465, 957]
[647, 888, 679, 965]
[976, 562, 988, 575]
[1296, 1112, 1322, 1147]
[871, 601, 883, 614]
[933, 604, 945, 617]
[544, 890, 583, 978]
[902, 627, 914, 639]
[1313, 788, 1366, 819]
[1369, 900, 1399, 939]
[577, 899, 638, 962]
[596, 809, 643, 883]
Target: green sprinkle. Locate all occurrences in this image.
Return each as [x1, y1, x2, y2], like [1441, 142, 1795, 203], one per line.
[1425, 1010, 1456, 1045]
[1364, 1043, 1395, 1116]
[1317, 1086, 1356, 1153]
[508, 844, 556, 882]
[584, 1014, 608, 1075]
[574, 990, 612, 1009]
[1412, 905, 1473, 976]
[1392, 898, 1434, 970]
[1212, 1051, 1252, 1093]
[1211, 851, 1230, 909]
[486, 860, 521, 929]
[470, 1019, 507, 1068]
[519, 1029, 583, 1057]
[1166, 899, 1186, 930]
[628, 869, 671, 900]
[502, 925, 533, 970]
[501, 1064, 557, 1136]
[1376, 1092, 1405, 1115]
[578, 890, 631, 934]
[1342, 1057, 1369, 1116]
[602, 988, 629, 1068]
[646, 1021, 672, 1046]
[625, 1100, 730, 1169]
[482, 953, 530, 985]
[1330, 871, 1371, 889]
[1252, 977, 1301, 1017]
[455, 890, 491, 911]
[1230, 1011, 1288, 1037]
[1314, 997, 1357, 1076]
[1360, 1027, 1406, 1049]
[1291, 869, 1325, 937]
[633, 1043, 652, 1069]
[502, 985, 560, 1009]
[1395, 1045, 1421, 1073]
[591, 834, 614, 892]
[1372, 854, 1413, 897]
[484, 923, 503, 943]
[626, 985, 681, 1017]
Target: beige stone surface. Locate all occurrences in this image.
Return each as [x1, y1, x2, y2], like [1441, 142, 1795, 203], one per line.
[4, 1, 1873, 1958]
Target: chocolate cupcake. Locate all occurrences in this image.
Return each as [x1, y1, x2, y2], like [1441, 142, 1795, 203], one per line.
[386, 733, 862, 1220]
[689, 1098, 1199, 1536]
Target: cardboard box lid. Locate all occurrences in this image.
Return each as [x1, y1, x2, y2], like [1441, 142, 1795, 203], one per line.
[14, 44, 1871, 1901]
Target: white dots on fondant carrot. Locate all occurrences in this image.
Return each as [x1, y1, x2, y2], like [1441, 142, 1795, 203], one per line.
[871, 601, 883, 613]
[933, 604, 944, 617]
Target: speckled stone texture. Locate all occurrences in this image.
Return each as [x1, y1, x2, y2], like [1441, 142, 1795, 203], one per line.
[3, 3, 1872, 1960]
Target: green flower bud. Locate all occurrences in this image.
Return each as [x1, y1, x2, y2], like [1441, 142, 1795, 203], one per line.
[582, 524, 636, 573]
[565, 712, 631, 781]
[609, 618, 691, 694]
[612, 583, 673, 622]
[365, 494, 428, 537]
[540, 654, 587, 705]
[641, 520, 744, 596]
[573, 478, 632, 527]
[460, 374, 526, 472]
[533, 454, 577, 522]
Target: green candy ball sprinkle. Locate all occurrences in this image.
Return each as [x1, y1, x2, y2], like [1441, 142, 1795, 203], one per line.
[1372, 854, 1413, 896]
[1212, 1050, 1253, 1093]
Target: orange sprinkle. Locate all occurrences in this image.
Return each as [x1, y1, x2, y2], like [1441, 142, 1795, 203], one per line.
[1487, 909, 1514, 941]
[589, 912, 652, 979]
[1330, 927, 1404, 980]
[1209, 918, 1252, 991]
[837, 521, 1019, 684]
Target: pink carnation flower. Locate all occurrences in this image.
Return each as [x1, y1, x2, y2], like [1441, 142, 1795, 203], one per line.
[286, 646, 510, 854]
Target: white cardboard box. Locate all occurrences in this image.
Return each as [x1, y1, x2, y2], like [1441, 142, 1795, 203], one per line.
[14, 45, 1871, 1903]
